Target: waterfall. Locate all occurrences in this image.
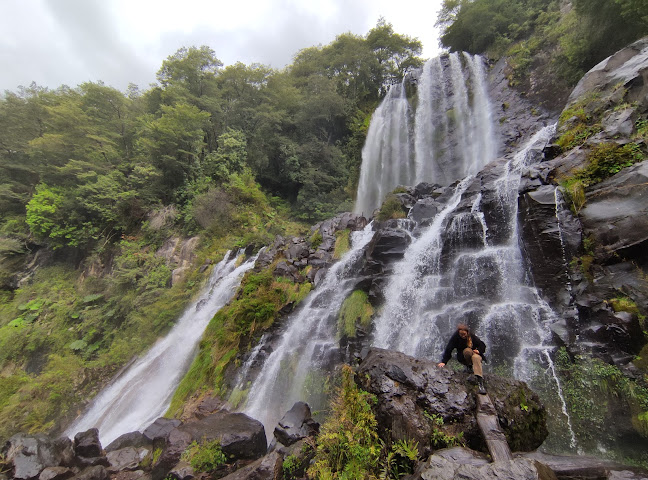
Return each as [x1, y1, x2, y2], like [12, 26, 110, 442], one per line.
[65, 250, 259, 446]
[242, 223, 375, 438]
[354, 53, 497, 217]
[354, 81, 412, 217]
[373, 125, 556, 363]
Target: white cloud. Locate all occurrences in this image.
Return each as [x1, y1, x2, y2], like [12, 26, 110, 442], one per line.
[0, 0, 443, 93]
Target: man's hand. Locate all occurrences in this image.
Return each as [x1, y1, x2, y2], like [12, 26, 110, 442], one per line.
[473, 349, 480, 355]
[437, 362, 445, 368]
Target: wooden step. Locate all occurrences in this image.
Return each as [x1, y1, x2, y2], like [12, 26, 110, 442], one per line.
[476, 393, 513, 462]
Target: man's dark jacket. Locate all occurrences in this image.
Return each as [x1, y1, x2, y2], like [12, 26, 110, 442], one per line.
[440, 331, 487, 365]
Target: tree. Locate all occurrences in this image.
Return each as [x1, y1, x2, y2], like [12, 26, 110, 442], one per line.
[157, 46, 223, 98]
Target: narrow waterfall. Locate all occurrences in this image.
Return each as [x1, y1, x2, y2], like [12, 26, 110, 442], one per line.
[355, 53, 497, 216]
[242, 224, 375, 438]
[354, 81, 412, 217]
[65, 250, 258, 446]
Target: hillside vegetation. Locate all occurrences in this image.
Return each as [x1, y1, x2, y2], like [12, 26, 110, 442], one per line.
[0, 21, 421, 441]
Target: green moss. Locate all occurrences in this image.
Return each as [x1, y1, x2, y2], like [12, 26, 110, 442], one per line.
[560, 143, 644, 213]
[310, 230, 323, 250]
[555, 348, 648, 452]
[333, 229, 351, 259]
[337, 290, 374, 338]
[377, 194, 406, 222]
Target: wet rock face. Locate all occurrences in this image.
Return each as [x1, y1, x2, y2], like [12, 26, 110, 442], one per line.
[356, 349, 548, 457]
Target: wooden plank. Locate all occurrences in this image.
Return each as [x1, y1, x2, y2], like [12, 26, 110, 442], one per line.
[476, 393, 513, 462]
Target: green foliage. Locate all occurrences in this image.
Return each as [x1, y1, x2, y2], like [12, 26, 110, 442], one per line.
[380, 439, 419, 480]
[167, 265, 312, 416]
[181, 439, 227, 472]
[376, 195, 406, 222]
[309, 365, 382, 479]
[424, 412, 465, 449]
[437, 0, 648, 87]
[282, 454, 302, 480]
[555, 348, 648, 450]
[576, 143, 644, 186]
[310, 230, 323, 250]
[337, 290, 374, 338]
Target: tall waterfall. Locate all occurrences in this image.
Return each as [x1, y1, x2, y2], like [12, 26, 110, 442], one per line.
[354, 81, 412, 217]
[65, 250, 258, 446]
[354, 53, 497, 216]
[243, 224, 375, 437]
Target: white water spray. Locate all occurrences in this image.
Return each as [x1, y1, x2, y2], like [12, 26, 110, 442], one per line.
[65, 250, 259, 446]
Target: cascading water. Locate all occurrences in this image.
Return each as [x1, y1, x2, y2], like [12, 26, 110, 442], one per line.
[373, 126, 556, 360]
[354, 81, 412, 217]
[354, 53, 497, 216]
[371, 124, 578, 448]
[65, 250, 259, 446]
[242, 223, 375, 437]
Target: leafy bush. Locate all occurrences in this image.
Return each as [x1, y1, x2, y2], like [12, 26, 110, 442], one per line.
[181, 439, 227, 472]
[308, 365, 382, 479]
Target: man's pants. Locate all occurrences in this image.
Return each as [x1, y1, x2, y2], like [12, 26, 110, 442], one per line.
[463, 348, 483, 377]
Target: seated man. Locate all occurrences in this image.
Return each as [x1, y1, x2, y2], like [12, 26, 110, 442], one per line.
[437, 323, 487, 394]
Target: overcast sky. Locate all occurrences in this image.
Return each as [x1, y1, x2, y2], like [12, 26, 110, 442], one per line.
[0, 0, 445, 94]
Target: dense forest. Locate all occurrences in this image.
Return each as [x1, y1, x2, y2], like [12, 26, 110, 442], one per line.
[0, 0, 647, 457]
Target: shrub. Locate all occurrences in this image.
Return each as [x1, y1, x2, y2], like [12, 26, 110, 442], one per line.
[181, 439, 227, 472]
[376, 195, 406, 222]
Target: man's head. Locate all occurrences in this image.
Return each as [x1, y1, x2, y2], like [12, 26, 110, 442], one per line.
[457, 323, 470, 339]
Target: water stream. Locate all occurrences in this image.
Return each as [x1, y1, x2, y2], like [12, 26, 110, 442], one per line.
[65, 250, 258, 446]
[242, 224, 375, 437]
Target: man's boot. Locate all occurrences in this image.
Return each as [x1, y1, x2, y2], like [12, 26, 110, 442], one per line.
[477, 376, 487, 395]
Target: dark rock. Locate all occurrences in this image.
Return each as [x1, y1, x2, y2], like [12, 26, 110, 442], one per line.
[273, 402, 319, 447]
[111, 471, 151, 480]
[167, 461, 194, 480]
[192, 396, 226, 420]
[518, 185, 581, 310]
[580, 161, 648, 261]
[414, 182, 442, 198]
[106, 448, 148, 473]
[38, 467, 75, 480]
[356, 349, 547, 457]
[74, 430, 102, 459]
[413, 455, 557, 480]
[519, 451, 648, 480]
[273, 261, 302, 282]
[105, 432, 150, 453]
[567, 37, 648, 110]
[365, 229, 412, 266]
[152, 412, 266, 480]
[409, 198, 440, 224]
[4, 434, 75, 480]
[74, 458, 109, 469]
[142, 418, 182, 443]
[218, 451, 282, 480]
[70, 466, 108, 480]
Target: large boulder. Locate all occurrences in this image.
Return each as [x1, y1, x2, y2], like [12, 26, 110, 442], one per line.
[356, 349, 548, 456]
[579, 162, 648, 261]
[152, 411, 266, 480]
[567, 36, 648, 109]
[3, 434, 75, 480]
[272, 402, 319, 447]
[413, 453, 557, 480]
